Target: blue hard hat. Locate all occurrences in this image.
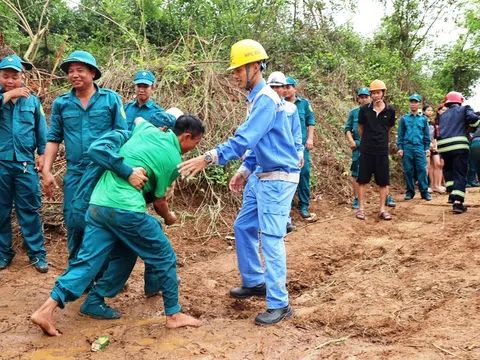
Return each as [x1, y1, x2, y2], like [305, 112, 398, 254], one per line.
[409, 93, 422, 102]
[357, 87, 370, 96]
[148, 111, 176, 129]
[286, 77, 297, 87]
[0, 55, 23, 72]
[134, 70, 155, 86]
[60, 50, 102, 80]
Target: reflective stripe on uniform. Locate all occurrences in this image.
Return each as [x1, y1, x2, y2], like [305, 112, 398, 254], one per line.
[437, 143, 470, 153]
[451, 190, 465, 198]
[437, 136, 469, 146]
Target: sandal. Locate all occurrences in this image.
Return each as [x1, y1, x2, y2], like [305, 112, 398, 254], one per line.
[356, 209, 365, 220]
[379, 211, 392, 220]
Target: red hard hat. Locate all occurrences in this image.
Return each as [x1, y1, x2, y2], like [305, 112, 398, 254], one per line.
[443, 91, 464, 105]
[438, 103, 445, 109]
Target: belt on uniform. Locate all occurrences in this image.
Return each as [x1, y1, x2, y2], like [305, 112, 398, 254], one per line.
[256, 171, 300, 183]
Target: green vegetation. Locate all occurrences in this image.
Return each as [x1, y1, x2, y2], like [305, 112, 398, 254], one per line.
[1, 0, 479, 201]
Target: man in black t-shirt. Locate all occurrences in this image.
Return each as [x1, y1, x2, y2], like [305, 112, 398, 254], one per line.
[357, 79, 396, 221]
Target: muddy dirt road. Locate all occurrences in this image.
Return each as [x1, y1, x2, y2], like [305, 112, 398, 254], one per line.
[1, 188, 480, 359]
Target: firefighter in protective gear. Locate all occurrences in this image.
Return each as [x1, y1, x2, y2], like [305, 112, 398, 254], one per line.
[437, 91, 480, 213]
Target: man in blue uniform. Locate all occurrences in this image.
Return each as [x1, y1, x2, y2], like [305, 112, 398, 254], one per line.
[284, 77, 316, 220]
[264, 71, 304, 232]
[227, 70, 303, 310]
[124, 70, 166, 130]
[0, 54, 33, 93]
[42, 50, 127, 259]
[179, 40, 299, 326]
[0, 55, 48, 272]
[397, 94, 432, 201]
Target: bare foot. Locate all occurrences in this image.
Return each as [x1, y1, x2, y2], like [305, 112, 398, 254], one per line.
[31, 299, 61, 336]
[165, 312, 201, 329]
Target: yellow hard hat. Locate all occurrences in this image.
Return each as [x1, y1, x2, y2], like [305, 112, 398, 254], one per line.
[228, 39, 268, 70]
[369, 79, 387, 91]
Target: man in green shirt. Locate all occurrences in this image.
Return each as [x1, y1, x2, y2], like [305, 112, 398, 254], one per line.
[31, 115, 205, 335]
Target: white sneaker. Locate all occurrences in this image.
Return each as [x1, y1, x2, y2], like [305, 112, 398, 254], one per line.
[428, 187, 433, 193]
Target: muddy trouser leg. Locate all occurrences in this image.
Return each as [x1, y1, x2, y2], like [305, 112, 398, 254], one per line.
[93, 206, 180, 316]
[83, 242, 137, 304]
[13, 162, 46, 262]
[0, 161, 16, 263]
[257, 179, 297, 309]
[451, 150, 469, 203]
[233, 174, 264, 287]
[51, 206, 117, 308]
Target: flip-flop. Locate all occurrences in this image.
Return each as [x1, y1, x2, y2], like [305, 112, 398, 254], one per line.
[379, 211, 392, 220]
[356, 210, 365, 220]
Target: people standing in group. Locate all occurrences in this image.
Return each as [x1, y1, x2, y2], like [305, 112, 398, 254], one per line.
[397, 94, 432, 201]
[41, 50, 127, 259]
[0, 55, 48, 272]
[423, 104, 445, 193]
[284, 76, 316, 220]
[437, 91, 480, 213]
[123, 70, 169, 131]
[179, 39, 299, 326]
[356, 79, 396, 221]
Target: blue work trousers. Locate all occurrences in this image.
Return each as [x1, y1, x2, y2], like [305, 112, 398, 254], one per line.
[233, 177, 297, 309]
[63, 172, 84, 259]
[51, 205, 180, 316]
[403, 145, 428, 196]
[0, 160, 46, 262]
[297, 150, 311, 211]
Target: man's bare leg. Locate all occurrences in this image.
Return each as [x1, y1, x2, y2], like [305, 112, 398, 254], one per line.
[166, 312, 201, 328]
[353, 178, 360, 198]
[379, 186, 388, 214]
[358, 184, 366, 211]
[31, 297, 61, 336]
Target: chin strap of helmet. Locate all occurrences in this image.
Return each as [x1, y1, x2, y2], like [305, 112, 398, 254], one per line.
[245, 61, 267, 91]
[374, 90, 386, 103]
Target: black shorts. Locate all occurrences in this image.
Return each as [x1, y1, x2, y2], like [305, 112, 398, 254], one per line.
[357, 153, 390, 186]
